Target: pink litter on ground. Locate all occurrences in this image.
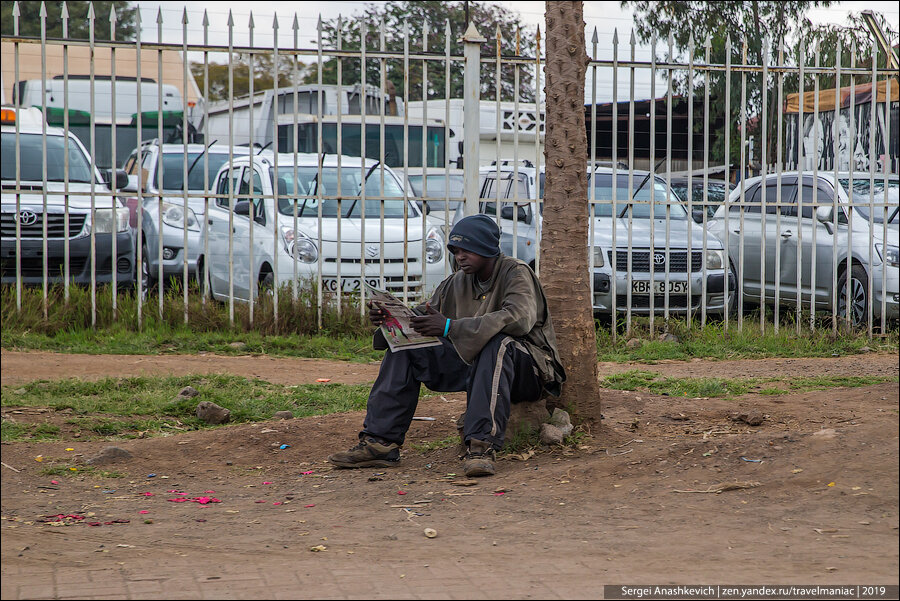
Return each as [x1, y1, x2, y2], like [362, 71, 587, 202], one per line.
[167, 490, 181, 493]
[167, 498, 189, 503]
[304, 504, 315, 508]
[494, 492, 505, 496]
[204, 490, 215, 493]
[255, 500, 267, 503]
[192, 496, 215, 504]
[272, 501, 283, 506]
[397, 491, 407, 495]
[50, 480, 59, 485]
[140, 492, 154, 496]
[139, 510, 150, 514]
[262, 481, 272, 485]
[301, 471, 314, 475]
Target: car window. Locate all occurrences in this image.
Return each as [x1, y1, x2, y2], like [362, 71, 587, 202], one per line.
[158, 152, 233, 191]
[589, 174, 687, 219]
[1, 132, 93, 183]
[215, 167, 241, 208]
[838, 178, 899, 224]
[731, 184, 761, 214]
[272, 166, 414, 219]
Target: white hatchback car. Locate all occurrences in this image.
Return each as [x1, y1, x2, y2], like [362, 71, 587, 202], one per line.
[203, 153, 445, 303]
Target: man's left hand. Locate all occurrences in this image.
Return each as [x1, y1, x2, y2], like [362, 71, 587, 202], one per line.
[409, 303, 448, 336]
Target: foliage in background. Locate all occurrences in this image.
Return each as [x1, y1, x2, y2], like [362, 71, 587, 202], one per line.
[190, 54, 310, 103]
[306, 1, 537, 102]
[624, 1, 898, 164]
[1, 1, 138, 40]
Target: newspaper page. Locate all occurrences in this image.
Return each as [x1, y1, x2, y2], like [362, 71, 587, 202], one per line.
[365, 284, 442, 352]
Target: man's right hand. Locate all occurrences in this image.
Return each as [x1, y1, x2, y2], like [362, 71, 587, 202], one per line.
[368, 301, 386, 326]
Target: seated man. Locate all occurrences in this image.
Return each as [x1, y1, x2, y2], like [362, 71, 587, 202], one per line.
[328, 214, 566, 477]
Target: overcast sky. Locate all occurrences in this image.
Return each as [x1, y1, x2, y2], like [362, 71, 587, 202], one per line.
[134, 0, 900, 102]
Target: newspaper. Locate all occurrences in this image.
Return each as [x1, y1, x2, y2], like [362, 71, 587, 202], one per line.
[366, 284, 442, 352]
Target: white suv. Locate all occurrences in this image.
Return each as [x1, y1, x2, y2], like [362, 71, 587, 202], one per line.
[203, 152, 445, 302]
[1, 106, 133, 286]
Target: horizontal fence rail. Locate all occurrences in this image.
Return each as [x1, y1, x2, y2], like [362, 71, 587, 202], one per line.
[1, 3, 898, 337]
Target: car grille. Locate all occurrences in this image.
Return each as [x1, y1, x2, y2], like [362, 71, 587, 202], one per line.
[615, 294, 700, 309]
[324, 257, 417, 264]
[1, 212, 86, 239]
[1, 256, 88, 278]
[609, 250, 703, 272]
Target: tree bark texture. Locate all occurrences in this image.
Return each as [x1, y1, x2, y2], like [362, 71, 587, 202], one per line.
[542, 1, 600, 415]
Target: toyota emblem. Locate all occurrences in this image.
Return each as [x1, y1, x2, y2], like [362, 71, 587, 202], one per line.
[17, 210, 38, 226]
[365, 245, 379, 259]
[653, 252, 666, 266]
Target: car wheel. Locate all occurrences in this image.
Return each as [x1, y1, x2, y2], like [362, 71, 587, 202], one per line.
[195, 257, 212, 300]
[837, 263, 868, 328]
[140, 242, 157, 301]
[257, 269, 274, 300]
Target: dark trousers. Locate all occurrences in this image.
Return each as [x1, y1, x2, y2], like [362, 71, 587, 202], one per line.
[362, 334, 543, 450]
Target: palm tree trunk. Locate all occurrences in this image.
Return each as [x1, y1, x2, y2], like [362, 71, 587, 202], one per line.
[542, 1, 600, 414]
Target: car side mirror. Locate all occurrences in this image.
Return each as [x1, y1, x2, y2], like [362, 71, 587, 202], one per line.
[419, 200, 431, 215]
[105, 169, 129, 191]
[815, 205, 834, 235]
[500, 204, 528, 223]
[234, 200, 251, 216]
[691, 209, 705, 224]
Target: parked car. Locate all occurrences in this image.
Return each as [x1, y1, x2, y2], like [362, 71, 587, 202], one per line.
[403, 167, 464, 233]
[121, 141, 251, 293]
[706, 172, 898, 326]
[456, 162, 735, 316]
[1, 106, 134, 287]
[669, 176, 735, 223]
[203, 153, 445, 302]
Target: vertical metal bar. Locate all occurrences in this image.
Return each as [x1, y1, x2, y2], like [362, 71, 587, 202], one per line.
[420, 21, 429, 296]
[722, 34, 732, 331]
[136, 8, 143, 326]
[514, 27, 523, 268]
[272, 13, 280, 325]
[359, 18, 368, 318]
[181, 8, 189, 324]
[811, 43, 821, 332]
[291, 14, 300, 303]
[89, 4, 97, 326]
[402, 20, 410, 304]
[589, 27, 598, 322]
[462, 22, 484, 217]
[879, 53, 890, 332]
[495, 25, 504, 258]
[796, 39, 805, 334]
[664, 33, 674, 327]
[40, 4, 49, 320]
[610, 28, 619, 338]
[685, 34, 695, 330]
[700, 34, 710, 329]
[759, 36, 769, 332]
[534, 26, 542, 278]
[868, 43, 878, 335]
[316, 16, 324, 329]
[12, 2, 22, 312]
[227, 10, 235, 325]
[848, 41, 858, 333]
[201, 10, 210, 306]
[62, 3, 71, 305]
[110, 5, 119, 319]
[774, 39, 784, 332]
[157, 8, 165, 319]
[737, 37, 748, 330]
[649, 33, 657, 334]
[831, 45, 841, 333]
[248, 13, 256, 325]
[379, 19, 386, 291]
[336, 16, 344, 316]
[443, 19, 452, 280]
[626, 30, 636, 336]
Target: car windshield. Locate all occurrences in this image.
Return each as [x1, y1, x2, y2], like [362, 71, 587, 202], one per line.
[1, 132, 94, 183]
[271, 166, 413, 219]
[409, 174, 464, 211]
[160, 152, 232, 191]
[837, 178, 899, 224]
[589, 173, 688, 219]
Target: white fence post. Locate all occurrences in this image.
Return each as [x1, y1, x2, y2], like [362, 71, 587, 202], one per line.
[462, 22, 485, 217]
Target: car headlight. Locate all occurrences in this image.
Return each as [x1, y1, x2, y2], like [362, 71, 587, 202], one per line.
[86, 208, 130, 233]
[161, 202, 200, 232]
[705, 249, 724, 270]
[425, 227, 443, 264]
[281, 226, 318, 264]
[876, 244, 899, 267]
[592, 247, 605, 268]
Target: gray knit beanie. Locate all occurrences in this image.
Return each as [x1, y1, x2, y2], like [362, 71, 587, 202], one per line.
[447, 214, 501, 257]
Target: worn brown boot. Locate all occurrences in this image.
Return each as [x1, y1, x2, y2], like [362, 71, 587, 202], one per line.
[328, 436, 400, 468]
[463, 439, 496, 477]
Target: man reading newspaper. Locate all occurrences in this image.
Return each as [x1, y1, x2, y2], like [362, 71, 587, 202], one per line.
[328, 214, 566, 477]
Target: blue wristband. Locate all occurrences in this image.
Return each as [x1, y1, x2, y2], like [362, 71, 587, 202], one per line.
[443, 318, 451, 337]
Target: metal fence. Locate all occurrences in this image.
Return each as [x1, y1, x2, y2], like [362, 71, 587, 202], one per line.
[2, 4, 898, 337]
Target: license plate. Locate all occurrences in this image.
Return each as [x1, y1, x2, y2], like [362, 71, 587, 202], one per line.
[631, 280, 688, 294]
[321, 277, 381, 293]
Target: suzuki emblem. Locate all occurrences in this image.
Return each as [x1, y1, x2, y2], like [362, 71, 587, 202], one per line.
[365, 245, 379, 259]
[17, 210, 38, 226]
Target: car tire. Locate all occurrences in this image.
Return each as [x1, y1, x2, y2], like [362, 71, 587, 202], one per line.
[837, 263, 868, 328]
[140, 242, 157, 301]
[257, 268, 274, 301]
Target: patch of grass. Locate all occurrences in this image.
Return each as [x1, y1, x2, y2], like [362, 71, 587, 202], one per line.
[38, 465, 124, 478]
[599, 370, 897, 399]
[410, 435, 459, 453]
[1, 420, 28, 442]
[2, 375, 373, 438]
[501, 423, 541, 454]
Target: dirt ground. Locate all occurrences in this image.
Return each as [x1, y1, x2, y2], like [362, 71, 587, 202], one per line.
[1, 349, 898, 599]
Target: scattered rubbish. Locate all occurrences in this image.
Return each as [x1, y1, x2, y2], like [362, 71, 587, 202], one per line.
[424, 528, 438, 538]
[147, 473, 156, 478]
[65, 448, 74, 452]
[50, 480, 59, 485]
[813, 528, 838, 534]
[672, 481, 761, 494]
[450, 480, 479, 487]
[304, 504, 315, 508]
[828, 482, 836, 487]
[368, 476, 384, 481]
[139, 511, 150, 514]
[263, 481, 273, 485]
[117, 544, 134, 548]
[741, 457, 763, 463]
[494, 492, 506, 496]
[255, 500, 267, 503]
[204, 490, 216, 494]
[34, 456, 43, 463]
[310, 545, 327, 552]
[141, 492, 154, 497]
[792, 469, 804, 474]
[300, 471, 314, 475]
[316, 378, 332, 383]
[279, 444, 291, 450]
[397, 491, 407, 495]
[273, 502, 283, 506]
[1, 462, 21, 472]
[412, 417, 436, 421]
[102, 490, 116, 494]
[508, 450, 535, 461]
